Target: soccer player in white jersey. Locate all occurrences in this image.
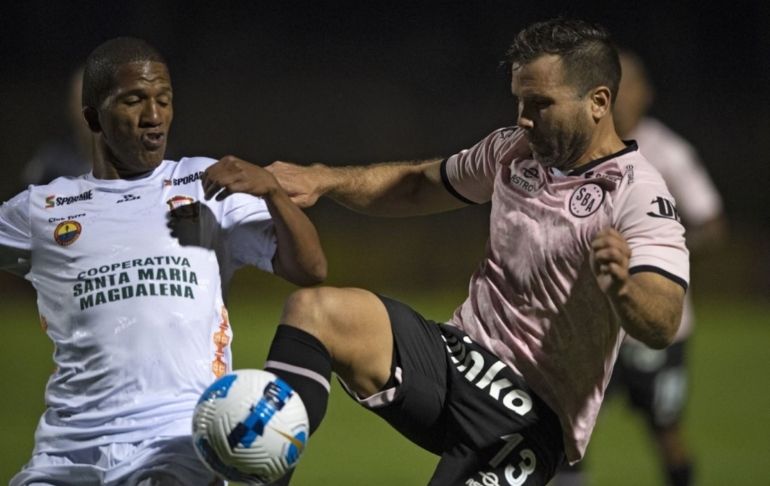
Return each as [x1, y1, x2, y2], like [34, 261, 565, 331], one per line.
[257, 19, 689, 486]
[0, 37, 326, 485]
[554, 49, 726, 486]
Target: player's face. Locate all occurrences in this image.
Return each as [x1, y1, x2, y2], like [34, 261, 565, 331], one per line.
[98, 61, 173, 174]
[511, 55, 594, 170]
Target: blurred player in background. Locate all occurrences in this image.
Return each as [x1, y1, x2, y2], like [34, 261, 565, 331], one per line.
[261, 19, 689, 486]
[19, 66, 93, 187]
[1, 37, 326, 485]
[553, 49, 727, 486]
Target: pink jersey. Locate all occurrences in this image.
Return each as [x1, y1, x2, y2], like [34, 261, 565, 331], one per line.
[441, 127, 689, 463]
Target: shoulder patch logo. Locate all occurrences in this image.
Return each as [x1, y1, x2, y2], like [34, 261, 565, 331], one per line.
[54, 220, 82, 246]
[647, 196, 681, 221]
[569, 183, 605, 217]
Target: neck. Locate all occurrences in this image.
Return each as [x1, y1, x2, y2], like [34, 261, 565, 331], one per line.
[572, 121, 626, 169]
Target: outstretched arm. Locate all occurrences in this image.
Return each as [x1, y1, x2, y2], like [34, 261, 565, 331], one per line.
[202, 156, 327, 287]
[591, 228, 685, 348]
[266, 158, 468, 217]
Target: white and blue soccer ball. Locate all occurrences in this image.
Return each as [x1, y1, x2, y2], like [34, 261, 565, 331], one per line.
[192, 369, 309, 484]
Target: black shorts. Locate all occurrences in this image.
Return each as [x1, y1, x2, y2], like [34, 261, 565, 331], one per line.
[610, 339, 689, 429]
[345, 295, 566, 486]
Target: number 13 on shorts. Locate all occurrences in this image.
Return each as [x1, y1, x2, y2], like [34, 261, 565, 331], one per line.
[487, 433, 537, 486]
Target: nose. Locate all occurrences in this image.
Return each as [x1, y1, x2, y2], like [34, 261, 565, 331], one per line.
[516, 102, 534, 130]
[517, 114, 534, 130]
[140, 99, 162, 127]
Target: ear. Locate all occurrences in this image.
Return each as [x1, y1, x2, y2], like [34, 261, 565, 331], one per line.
[82, 106, 101, 133]
[589, 86, 613, 121]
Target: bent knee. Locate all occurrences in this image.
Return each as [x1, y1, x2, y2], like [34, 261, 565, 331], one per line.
[281, 287, 345, 333]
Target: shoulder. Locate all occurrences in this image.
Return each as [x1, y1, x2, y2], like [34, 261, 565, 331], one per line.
[464, 127, 531, 166]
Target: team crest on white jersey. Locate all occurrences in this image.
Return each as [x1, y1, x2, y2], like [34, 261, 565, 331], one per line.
[54, 220, 82, 246]
[569, 183, 605, 217]
[166, 195, 196, 211]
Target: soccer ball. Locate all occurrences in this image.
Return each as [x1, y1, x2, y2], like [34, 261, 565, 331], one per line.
[192, 369, 309, 484]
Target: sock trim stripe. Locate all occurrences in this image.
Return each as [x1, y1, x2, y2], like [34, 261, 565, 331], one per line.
[265, 360, 331, 393]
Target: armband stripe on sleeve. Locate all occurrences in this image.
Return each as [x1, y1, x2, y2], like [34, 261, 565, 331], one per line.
[440, 159, 477, 205]
[629, 265, 688, 291]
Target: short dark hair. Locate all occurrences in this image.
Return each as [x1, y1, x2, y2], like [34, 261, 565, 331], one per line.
[82, 37, 167, 108]
[506, 18, 621, 103]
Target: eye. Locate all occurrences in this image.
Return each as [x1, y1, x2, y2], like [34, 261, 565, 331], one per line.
[157, 94, 172, 107]
[123, 95, 141, 106]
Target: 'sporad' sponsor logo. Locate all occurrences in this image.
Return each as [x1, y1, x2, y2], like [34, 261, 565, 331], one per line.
[163, 171, 204, 187]
[45, 190, 93, 209]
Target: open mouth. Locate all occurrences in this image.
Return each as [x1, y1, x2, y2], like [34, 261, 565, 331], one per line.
[142, 132, 165, 150]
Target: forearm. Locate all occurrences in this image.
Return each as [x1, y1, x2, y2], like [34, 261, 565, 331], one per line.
[313, 158, 455, 217]
[612, 273, 684, 349]
[265, 190, 327, 286]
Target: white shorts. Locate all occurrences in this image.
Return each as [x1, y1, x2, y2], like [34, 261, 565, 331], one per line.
[10, 435, 223, 486]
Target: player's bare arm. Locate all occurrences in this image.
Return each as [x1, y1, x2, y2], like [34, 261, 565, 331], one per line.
[203, 155, 327, 286]
[591, 228, 684, 348]
[267, 158, 467, 217]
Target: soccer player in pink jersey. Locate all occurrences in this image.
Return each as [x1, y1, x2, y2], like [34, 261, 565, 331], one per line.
[261, 19, 688, 485]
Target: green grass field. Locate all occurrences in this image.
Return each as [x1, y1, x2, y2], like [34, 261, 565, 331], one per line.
[2, 279, 768, 485]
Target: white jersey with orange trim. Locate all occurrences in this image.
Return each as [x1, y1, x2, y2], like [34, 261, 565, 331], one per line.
[0, 157, 276, 454]
[630, 117, 723, 341]
[441, 127, 689, 463]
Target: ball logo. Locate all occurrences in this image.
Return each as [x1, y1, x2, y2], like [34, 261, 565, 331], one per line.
[53, 220, 82, 246]
[569, 183, 605, 218]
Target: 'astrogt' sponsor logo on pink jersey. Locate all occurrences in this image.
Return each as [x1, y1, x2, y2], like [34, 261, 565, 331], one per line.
[510, 164, 542, 194]
[45, 190, 93, 209]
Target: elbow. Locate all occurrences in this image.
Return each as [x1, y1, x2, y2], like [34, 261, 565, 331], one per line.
[296, 255, 327, 287]
[306, 256, 328, 285]
[641, 319, 680, 349]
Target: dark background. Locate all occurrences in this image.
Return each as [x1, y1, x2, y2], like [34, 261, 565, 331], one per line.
[1, 0, 768, 294]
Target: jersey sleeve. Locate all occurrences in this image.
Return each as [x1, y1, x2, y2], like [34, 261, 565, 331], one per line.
[220, 193, 277, 273]
[612, 172, 690, 290]
[441, 128, 527, 204]
[0, 190, 33, 272]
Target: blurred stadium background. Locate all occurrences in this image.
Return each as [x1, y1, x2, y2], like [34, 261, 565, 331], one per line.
[1, 2, 768, 484]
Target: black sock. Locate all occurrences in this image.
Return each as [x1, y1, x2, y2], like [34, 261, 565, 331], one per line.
[264, 324, 331, 435]
[667, 462, 693, 486]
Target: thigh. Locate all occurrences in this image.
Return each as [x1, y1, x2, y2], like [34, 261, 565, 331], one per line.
[282, 287, 394, 398]
[429, 325, 565, 486]
[347, 294, 450, 455]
